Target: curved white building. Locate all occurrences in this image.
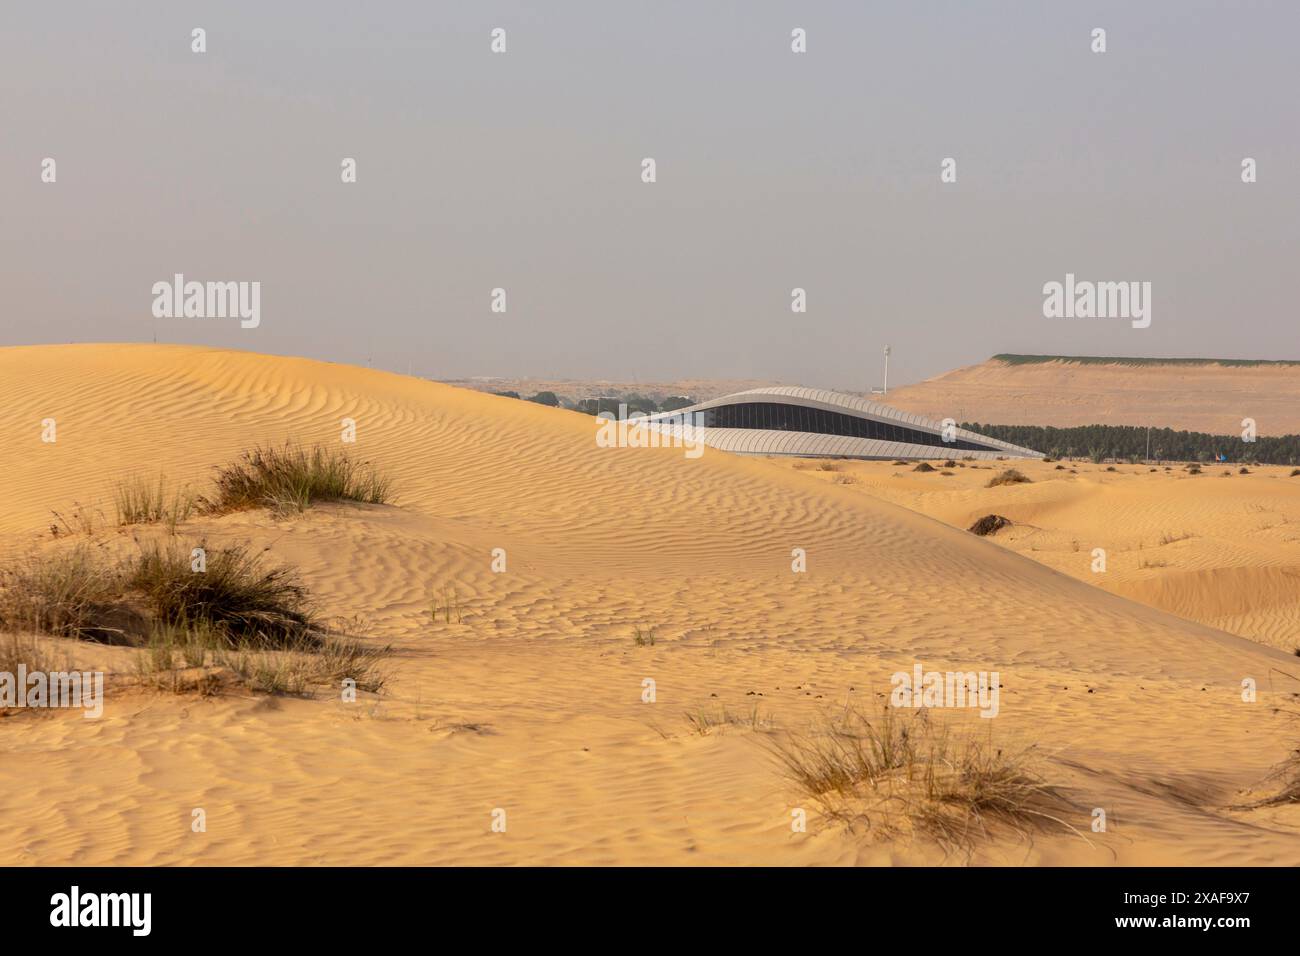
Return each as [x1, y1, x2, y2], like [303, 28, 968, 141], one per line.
[643, 385, 1041, 461]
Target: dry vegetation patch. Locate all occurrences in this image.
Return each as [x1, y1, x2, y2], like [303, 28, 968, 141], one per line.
[765, 705, 1079, 854]
[986, 469, 1032, 488]
[198, 442, 394, 516]
[1, 541, 389, 698]
[968, 514, 1012, 537]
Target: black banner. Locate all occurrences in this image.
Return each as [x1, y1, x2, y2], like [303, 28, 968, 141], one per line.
[0, 866, 1284, 941]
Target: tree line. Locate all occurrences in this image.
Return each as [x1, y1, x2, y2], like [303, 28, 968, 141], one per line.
[962, 422, 1300, 465]
[492, 390, 694, 415]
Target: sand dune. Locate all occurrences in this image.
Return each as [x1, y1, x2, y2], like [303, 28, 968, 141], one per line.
[2, 344, 1298, 866]
[887, 356, 1300, 434]
[794, 457, 1300, 655]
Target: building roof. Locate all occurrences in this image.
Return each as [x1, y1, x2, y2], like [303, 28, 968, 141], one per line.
[643, 385, 1042, 460]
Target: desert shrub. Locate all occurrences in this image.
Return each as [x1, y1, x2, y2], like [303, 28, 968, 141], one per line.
[200, 443, 393, 515]
[130, 541, 318, 649]
[968, 514, 1012, 536]
[113, 474, 195, 529]
[2, 541, 388, 697]
[764, 706, 1075, 852]
[986, 469, 1031, 488]
[912, 462, 936, 473]
[0, 545, 133, 643]
[136, 619, 387, 697]
[212, 634, 388, 696]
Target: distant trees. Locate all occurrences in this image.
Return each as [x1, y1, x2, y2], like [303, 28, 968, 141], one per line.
[963, 422, 1300, 466]
[658, 396, 695, 412]
[573, 393, 695, 416]
[491, 389, 698, 416]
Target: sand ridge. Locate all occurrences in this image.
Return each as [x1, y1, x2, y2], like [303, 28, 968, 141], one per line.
[887, 357, 1300, 435]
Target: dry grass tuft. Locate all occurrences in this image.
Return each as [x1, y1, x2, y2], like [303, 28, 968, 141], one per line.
[113, 474, 196, 530]
[130, 540, 319, 649]
[0, 545, 132, 643]
[135, 619, 389, 697]
[683, 701, 776, 736]
[1234, 745, 1300, 809]
[199, 442, 393, 516]
[0, 632, 71, 678]
[986, 468, 1031, 488]
[764, 705, 1079, 854]
[1, 541, 389, 698]
[431, 584, 464, 624]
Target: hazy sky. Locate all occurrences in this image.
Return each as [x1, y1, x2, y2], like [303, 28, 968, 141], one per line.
[2, 1, 1297, 389]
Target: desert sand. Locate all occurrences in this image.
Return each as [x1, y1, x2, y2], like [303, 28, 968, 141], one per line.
[2, 344, 1298, 866]
[785, 457, 1300, 655]
[887, 356, 1300, 435]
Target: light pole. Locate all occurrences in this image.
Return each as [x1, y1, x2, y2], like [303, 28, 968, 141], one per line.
[882, 345, 891, 399]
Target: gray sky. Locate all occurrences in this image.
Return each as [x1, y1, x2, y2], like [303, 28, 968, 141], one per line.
[2, 1, 1296, 389]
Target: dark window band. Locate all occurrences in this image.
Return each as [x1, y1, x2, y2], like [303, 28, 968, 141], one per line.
[697, 402, 999, 452]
